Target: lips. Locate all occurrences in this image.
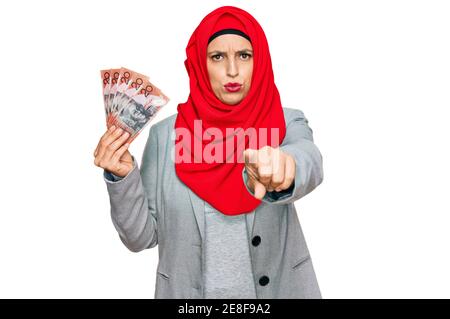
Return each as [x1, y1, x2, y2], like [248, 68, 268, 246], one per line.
[224, 82, 242, 93]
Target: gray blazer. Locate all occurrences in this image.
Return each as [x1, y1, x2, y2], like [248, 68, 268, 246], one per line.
[103, 107, 324, 299]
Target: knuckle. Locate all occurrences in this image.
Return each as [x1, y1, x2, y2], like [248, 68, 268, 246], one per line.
[285, 176, 294, 185]
[288, 155, 295, 164]
[258, 167, 271, 178]
[272, 175, 283, 184]
[106, 143, 116, 152]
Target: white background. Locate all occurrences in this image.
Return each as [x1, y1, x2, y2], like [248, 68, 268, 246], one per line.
[0, 0, 449, 298]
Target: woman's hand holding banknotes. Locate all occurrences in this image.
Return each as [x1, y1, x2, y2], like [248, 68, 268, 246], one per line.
[94, 125, 134, 178]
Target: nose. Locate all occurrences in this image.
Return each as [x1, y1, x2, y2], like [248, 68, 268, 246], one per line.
[226, 58, 239, 78]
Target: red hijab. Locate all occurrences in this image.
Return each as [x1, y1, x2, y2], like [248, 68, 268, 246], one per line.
[174, 6, 286, 215]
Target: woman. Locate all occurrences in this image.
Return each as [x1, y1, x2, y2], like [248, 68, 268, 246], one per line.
[94, 6, 324, 299]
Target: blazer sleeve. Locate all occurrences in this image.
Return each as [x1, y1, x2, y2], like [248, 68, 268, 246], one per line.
[104, 170, 125, 182]
[103, 126, 158, 252]
[242, 109, 324, 205]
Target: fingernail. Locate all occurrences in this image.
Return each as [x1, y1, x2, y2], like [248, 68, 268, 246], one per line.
[123, 131, 129, 137]
[109, 125, 115, 131]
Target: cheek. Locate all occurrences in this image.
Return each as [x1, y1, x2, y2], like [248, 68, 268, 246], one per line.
[244, 65, 253, 92]
[207, 64, 222, 88]
[243, 63, 253, 84]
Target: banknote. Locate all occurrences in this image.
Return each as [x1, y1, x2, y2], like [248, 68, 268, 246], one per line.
[100, 69, 111, 119]
[100, 67, 169, 144]
[100, 68, 121, 119]
[108, 68, 149, 127]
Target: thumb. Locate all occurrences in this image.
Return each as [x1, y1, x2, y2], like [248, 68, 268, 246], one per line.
[253, 180, 267, 200]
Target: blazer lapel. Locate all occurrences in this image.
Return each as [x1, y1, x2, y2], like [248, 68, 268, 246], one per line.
[186, 187, 205, 241]
[245, 210, 255, 237]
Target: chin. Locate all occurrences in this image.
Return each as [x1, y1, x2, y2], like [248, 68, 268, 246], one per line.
[224, 100, 239, 105]
[221, 94, 244, 105]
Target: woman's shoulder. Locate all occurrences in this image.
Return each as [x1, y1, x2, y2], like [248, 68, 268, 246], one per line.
[149, 113, 177, 134]
[282, 107, 307, 123]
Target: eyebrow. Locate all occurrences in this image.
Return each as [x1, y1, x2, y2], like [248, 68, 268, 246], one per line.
[208, 49, 253, 55]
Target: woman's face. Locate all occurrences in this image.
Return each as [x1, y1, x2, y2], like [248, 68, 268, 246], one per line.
[206, 34, 253, 105]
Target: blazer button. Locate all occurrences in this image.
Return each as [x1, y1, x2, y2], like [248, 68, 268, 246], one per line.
[259, 276, 270, 286]
[252, 235, 261, 247]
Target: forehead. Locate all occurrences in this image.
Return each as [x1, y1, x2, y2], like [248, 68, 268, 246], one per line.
[207, 34, 253, 51]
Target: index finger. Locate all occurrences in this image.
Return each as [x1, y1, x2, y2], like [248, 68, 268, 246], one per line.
[244, 149, 258, 166]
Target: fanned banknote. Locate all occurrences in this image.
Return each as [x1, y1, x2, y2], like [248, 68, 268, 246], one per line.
[100, 67, 169, 144]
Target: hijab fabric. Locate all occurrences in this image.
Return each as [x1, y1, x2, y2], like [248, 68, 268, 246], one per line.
[174, 6, 286, 215]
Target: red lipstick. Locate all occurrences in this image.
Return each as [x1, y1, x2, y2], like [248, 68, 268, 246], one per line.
[224, 82, 242, 93]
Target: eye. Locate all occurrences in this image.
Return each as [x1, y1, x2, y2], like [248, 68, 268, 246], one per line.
[211, 54, 223, 61]
[240, 53, 252, 60]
